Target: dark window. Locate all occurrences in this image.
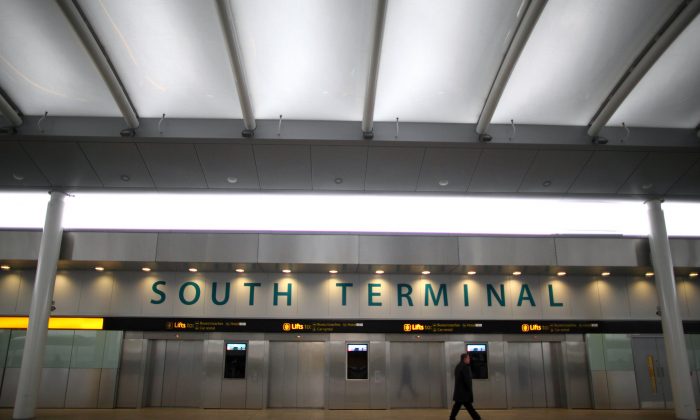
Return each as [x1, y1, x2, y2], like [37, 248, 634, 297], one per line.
[467, 343, 488, 379]
[224, 342, 247, 379]
[347, 344, 368, 379]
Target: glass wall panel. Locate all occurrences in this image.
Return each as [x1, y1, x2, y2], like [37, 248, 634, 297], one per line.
[6, 330, 26, 368]
[603, 334, 634, 371]
[585, 334, 605, 371]
[43, 330, 74, 368]
[102, 330, 123, 369]
[0, 330, 10, 367]
[70, 331, 106, 369]
[691, 334, 700, 370]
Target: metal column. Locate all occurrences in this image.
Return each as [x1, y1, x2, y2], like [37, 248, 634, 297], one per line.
[647, 199, 698, 420]
[13, 192, 67, 420]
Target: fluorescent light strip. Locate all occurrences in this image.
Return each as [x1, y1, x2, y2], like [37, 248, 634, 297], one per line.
[1, 192, 699, 236]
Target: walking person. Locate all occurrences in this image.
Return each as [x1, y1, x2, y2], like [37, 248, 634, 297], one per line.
[449, 353, 481, 420]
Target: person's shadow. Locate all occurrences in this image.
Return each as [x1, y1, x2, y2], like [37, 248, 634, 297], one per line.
[397, 354, 418, 399]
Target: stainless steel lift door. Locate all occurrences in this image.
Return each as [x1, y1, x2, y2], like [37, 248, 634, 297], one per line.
[632, 337, 673, 409]
[268, 342, 325, 408]
[505, 342, 567, 408]
[145, 340, 204, 407]
[388, 342, 445, 408]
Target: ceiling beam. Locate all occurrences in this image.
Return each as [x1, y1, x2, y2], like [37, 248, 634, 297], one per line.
[361, 0, 388, 139]
[0, 90, 22, 128]
[475, 0, 547, 139]
[216, 0, 256, 137]
[56, 0, 139, 131]
[588, 0, 700, 138]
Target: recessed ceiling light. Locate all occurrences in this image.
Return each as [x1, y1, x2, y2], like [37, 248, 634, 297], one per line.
[542, 180, 552, 187]
[12, 173, 24, 181]
[421, 270, 431, 275]
[334, 177, 343, 184]
[438, 179, 449, 186]
[641, 183, 654, 190]
[467, 270, 476, 275]
[282, 269, 292, 274]
[141, 267, 151, 272]
[375, 270, 384, 275]
[1, 265, 10, 271]
[601, 272, 611, 277]
[689, 272, 698, 278]
[512, 271, 522, 276]
[226, 176, 238, 184]
[235, 268, 245, 273]
[188, 267, 198, 273]
[645, 272, 654, 277]
[329, 269, 338, 274]
[120, 174, 130, 182]
[557, 271, 566, 277]
[95, 266, 105, 272]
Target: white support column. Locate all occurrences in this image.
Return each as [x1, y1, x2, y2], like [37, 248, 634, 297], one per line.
[13, 192, 67, 420]
[647, 199, 698, 420]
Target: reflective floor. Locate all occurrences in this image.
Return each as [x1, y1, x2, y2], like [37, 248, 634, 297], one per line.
[0, 409, 694, 419]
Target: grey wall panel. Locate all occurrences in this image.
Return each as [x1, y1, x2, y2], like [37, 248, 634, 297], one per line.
[0, 272, 21, 314]
[618, 152, 699, 196]
[555, 237, 649, 267]
[221, 377, 246, 408]
[64, 368, 101, 408]
[81, 142, 154, 188]
[459, 237, 556, 266]
[254, 145, 312, 190]
[568, 151, 646, 194]
[607, 371, 639, 409]
[98, 368, 118, 408]
[259, 234, 358, 264]
[203, 340, 223, 408]
[360, 236, 459, 265]
[0, 368, 18, 407]
[519, 150, 592, 193]
[626, 277, 659, 319]
[0, 142, 49, 187]
[0, 230, 41, 260]
[670, 239, 700, 267]
[138, 143, 207, 189]
[78, 272, 115, 315]
[327, 341, 345, 409]
[38, 368, 69, 408]
[156, 233, 258, 263]
[416, 148, 480, 192]
[245, 340, 266, 408]
[369, 340, 388, 409]
[468, 149, 537, 193]
[590, 371, 611, 409]
[23, 142, 102, 187]
[14, 274, 33, 314]
[568, 277, 602, 319]
[597, 279, 632, 319]
[52, 272, 81, 315]
[116, 338, 146, 408]
[364, 147, 424, 191]
[196, 144, 259, 189]
[62, 232, 158, 261]
[311, 146, 367, 191]
[564, 341, 591, 408]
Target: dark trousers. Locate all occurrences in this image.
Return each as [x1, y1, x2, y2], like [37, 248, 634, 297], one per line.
[449, 400, 480, 420]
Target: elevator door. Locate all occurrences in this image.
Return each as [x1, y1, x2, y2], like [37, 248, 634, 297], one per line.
[506, 342, 567, 408]
[389, 342, 445, 408]
[632, 337, 673, 409]
[145, 340, 204, 407]
[268, 342, 325, 408]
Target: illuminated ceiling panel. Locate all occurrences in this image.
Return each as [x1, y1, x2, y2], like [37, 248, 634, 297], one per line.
[79, 0, 242, 119]
[492, 0, 681, 125]
[0, 0, 120, 116]
[609, 15, 700, 128]
[374, 0, 523, 123]
[230, 0, 375, 120]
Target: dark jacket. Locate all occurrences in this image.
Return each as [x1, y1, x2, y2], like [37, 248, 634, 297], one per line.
[452, 361, 474, 403]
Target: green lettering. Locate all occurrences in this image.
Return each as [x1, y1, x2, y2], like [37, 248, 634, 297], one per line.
[368, 283, 382, 306]
[273, 283, 292, 306]
[548, 284, 564, 307]
[425, 283, 448, 306]
[150, 280, 166, 304]
[463, 284, 469, 307]
[336, 283, 353, 306]
[517, 284, 536, 306]
[397, 284, 413, 307]
[487, 284, 505, 307]
[211, 282, 230, 306]
[179, 281, 200, 305]
[243, 282, 261, 306]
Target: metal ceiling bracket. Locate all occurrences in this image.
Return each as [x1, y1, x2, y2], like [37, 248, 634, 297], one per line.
[361, 0, 388, 137]
[56, 0, 140, 130]
[216, 0, 256, 133]
[0, 91, 23, 128]
[588, 0, 700, 137]
[475, 0, 548, 136]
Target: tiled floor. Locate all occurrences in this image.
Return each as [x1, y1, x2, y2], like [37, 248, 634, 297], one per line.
[0, 408, 693, 420]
